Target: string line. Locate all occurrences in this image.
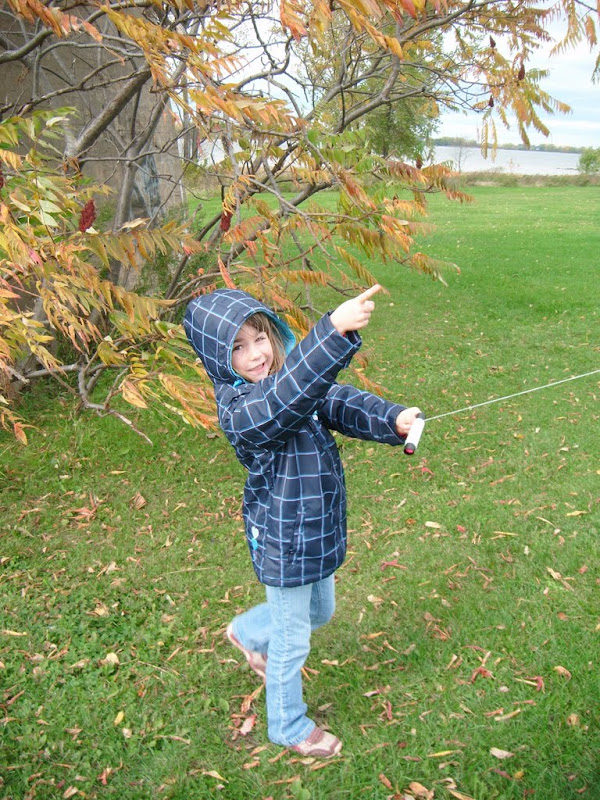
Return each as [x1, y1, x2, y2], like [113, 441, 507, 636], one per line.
[426, 368, 600, 422]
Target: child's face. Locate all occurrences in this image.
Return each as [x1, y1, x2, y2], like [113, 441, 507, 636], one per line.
[231, 322, 274, 383]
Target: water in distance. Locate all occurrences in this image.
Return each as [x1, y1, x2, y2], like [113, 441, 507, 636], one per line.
[433, 146, 581, 176]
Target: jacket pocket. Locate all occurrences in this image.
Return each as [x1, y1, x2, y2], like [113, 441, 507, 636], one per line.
[287, 504, 304, 562]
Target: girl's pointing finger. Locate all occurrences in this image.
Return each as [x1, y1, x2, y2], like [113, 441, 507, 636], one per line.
[355, 284, 382, 303]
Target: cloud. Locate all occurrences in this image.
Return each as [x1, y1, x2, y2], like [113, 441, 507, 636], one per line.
[438, 39, 599, 148]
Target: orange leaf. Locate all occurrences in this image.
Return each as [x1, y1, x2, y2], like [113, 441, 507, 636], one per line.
[378, 773, 393, 790]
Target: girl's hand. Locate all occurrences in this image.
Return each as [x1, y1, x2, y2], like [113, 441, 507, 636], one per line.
[395, 407, 422, 437]
[330, 284, 382, 335]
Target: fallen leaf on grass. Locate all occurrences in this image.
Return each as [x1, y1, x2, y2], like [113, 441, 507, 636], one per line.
[99, 652, 120, 668]
[68, 659, 90, 670]
[470, 666, 494, 683]
[567, 713, 580, 727]
[379, 773, 394, 790]
[448, 790, 477, 800]
[71, 495, 101, 523]
[97, 768, 113, 785]
[408, 781, 434, 799]
[490, 747, 514, 759]
[381, 560, 408, 570]
[492, 768, 514, 780]
[201, 770, 228, 782]
[87, 601, 110, 617]
[554, 665, 572, 680]
[367, 595, 384, 608]
[239, 714, 257, 736]
[130, 492, 147, 509]
[63, 787, 79, 798]
[546, 567, 574, 591]
[241, 684, 263, 714]
[495, 709, 522, 722]
[425, 521, 442, 529]
[2, 629, 28, 637]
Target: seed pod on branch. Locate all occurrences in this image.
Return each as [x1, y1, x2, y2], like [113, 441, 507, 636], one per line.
[78, 199, 96, 232]
[517, 63, 526, 81]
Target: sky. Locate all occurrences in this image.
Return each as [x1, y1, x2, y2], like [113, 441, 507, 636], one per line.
[437, 38, 600, 148]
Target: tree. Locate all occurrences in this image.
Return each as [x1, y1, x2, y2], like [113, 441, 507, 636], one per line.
[1, 0, 598, 441]
[365, 99, 437, 161]
[577, 147, 600, 174]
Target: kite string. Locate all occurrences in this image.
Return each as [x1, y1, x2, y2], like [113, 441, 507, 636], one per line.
[426, 368, 600, 422]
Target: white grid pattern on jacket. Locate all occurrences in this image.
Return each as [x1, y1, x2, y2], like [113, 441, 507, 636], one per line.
[184, 290, 406, 587]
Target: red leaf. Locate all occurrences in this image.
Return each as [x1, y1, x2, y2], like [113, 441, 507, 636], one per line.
[399, 0, 417, 17]
[380, 559, 408, 570]
[470, 666, 493, 683]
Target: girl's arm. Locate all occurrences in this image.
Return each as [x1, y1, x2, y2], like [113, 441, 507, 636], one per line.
[217, 314, 361, 449]
[318, 383, 408, 445]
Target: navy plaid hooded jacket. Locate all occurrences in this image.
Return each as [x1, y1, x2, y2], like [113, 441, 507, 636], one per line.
[184, 289, 407, 587]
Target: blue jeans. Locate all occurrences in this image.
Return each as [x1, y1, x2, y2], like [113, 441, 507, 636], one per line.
[230, 574, 335, 746]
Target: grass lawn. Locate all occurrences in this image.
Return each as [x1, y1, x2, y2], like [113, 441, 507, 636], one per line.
[1, 186, 599, 800]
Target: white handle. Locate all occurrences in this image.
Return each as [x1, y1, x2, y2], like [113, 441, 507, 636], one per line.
[403, 412, 425, 455]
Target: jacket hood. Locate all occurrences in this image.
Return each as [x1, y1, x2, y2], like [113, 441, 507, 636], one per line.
[184, 289, 296, 385]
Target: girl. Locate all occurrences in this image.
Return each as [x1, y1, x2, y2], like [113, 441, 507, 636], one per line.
[184, 285, 420, 758]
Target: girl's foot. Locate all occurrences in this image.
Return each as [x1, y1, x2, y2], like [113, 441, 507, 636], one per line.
[226, 623, 267, 682]
[291, 727, 342, 758]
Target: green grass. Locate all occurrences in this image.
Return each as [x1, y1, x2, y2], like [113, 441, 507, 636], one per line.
[1, 186, 599, 800]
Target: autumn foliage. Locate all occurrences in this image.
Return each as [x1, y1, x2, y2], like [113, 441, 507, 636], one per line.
[0, 0, 598, 440]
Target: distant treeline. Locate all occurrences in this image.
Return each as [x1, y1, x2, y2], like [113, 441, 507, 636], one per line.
[431, 137, 584, 154]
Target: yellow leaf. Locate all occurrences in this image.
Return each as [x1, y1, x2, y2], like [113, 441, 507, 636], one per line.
[114, 710, 125, 726]
[495, 709, 522, 721]
[202, 770, 228, 782]
[121, 380, 148, 409]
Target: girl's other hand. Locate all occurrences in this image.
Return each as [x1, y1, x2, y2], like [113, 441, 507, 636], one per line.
[330, 284, 382, 335]
[395, 407, 422, 437]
